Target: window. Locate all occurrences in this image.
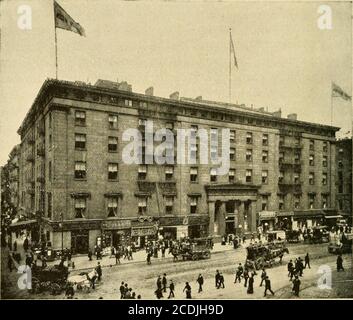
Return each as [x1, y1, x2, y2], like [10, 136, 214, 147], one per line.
[49, 161, 52, 182]
[47, 192, 52, 218]
[322, 195, 328, 209]
[165, 166, 174, 180]
[190, 125, 198, 138]
[309, 194, 315, 209]
[108, 163, 118, 180]
[262, 195, 268, 210]
[322, 172, 327, 185]
[49, 113, 52, 129]
[278, 171, 284, 183]
[190, 196, 198, 214]
[279, 135, 284, 146]
[323, 141, 328, 152]
[75, 111, 86, 126]
[322, 156, 327, 167]
[75, 133, 86, 149]
[246, 132, 253, 144]
[309, 155, 314, 166]
[309, 172, 315, 185]
[210, 168, 217, 182]
[107, 198, 118, 217]
[108, 114, 118, 129]
[279, 195, 284, 210]
[338, 160, 343, 168]
[190, 144, 198, 160]
[210, 144, 218, 161]
[74, 198, 86, 218]
[294, 173, 300, 184]
[262, 150, 268, 163]
[262, 134, 268, 146]
[294, 136, 300, 146]
[190, 167, 198, 182]
[279, 152, 284, 163]
[75, 161, 86, 179]
[230, 130, 236, 142]
[262, 170, 268, 184]
[165, 196, 174, 214]
[49, 134, 52, 149]
[246, 149, 253, 162]
[138, 165, 147, 180]
[246, 169, 252, 183]
[294, 152, 300, 164]
[294, 196, 300, 209]
[125, 99, 133, 107]
[230, 148, 236, 161]
[108, 137, 118, 152]
[309, 139, 315, 151]
[138, 197, 147, 215]
[229, 169, 235, 183]
[139, 101, 147, 108]
[138, 118, 147, 127]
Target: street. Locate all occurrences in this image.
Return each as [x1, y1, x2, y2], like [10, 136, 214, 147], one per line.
[2, 242, 352, 299]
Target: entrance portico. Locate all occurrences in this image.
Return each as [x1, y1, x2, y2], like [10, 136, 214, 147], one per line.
[205, 184, 259, 239]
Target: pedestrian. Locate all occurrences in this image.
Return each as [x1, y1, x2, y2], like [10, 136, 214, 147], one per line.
[168, 280, 175, 299]
[234, 263, 243, 283]
[242, 235, 246, 244]
[161, 246, 166, 258]
[13, 241, 17, 252]
[162, 273, 167, 293]
[243, 268, 249, 287]
[8, 253, 13, 272]
[292, 276, 301, 297]
[337, 254, 344, 272]
[90, 269, 98, 289]
[124, 283, 129, 296]
[96, 262, 102, 281]
[129, 247, 133, 260]
[156, 276, 163, 297]
[264, 276, 275, 296]
[147, 252, 152, 265]
[247, 273, 254, 294]
[287, 260, 294, 278]
[298, 257, 304, 276]
[215, 270, 220, 288]
[197, 274, 204, 293]
[65, 283, 75, 299]
[88, 250, 92, 261]
[183, 282, 192, 299]
[304, 253, 311, 269]
[115, 250, 121, 265]
[23, 237, 29, 252]
[259, 268, 267, 287]
[125, 288, 132, 299]
[119, 282, 125, 299]
[219, 273, 225, 289]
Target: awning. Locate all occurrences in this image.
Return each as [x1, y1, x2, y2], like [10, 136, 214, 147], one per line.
[259, 211, 277, 220]
[293, 210, 324, 219]
[277, 211, 294, 217]
[324, 215, 343, 219]
[9, 219, 37, 229]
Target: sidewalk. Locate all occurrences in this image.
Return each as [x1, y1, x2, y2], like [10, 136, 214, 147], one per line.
[47, 242, 240, 272]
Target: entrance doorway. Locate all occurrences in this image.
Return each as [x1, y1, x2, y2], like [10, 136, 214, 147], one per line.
[71, 230, 89, 254]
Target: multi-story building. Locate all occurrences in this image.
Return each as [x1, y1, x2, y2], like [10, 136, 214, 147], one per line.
[17, 79, 339, 253]
[336, 138, 352, 225]
[7, 145, 20, 210]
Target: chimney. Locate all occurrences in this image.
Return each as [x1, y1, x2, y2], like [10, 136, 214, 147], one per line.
[195, 96, 202, 101]
[287, 113, 297, 120]
[169, 91, 179, 100]
[145, 87, 154, 96]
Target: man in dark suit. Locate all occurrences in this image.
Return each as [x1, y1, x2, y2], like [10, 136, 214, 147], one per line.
[264, 276, 275, 296]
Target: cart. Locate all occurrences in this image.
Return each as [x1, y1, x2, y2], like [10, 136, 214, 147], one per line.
[171, 237, 212, 261]
[31, 264, 69, 295]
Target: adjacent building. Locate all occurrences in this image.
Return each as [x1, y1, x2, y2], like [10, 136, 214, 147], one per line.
[16, 79, 339, 253]
[336, 138, 352, 225]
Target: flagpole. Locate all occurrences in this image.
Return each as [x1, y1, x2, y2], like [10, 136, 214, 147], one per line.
[54, 0, 58, 79]
[229, 28, 232, 103]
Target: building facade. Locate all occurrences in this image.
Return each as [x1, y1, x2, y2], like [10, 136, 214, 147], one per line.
[336, 138, 352, 224]
[17, 79, 339, 253]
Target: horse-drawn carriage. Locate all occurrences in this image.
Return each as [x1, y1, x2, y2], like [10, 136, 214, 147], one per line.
[305, 226, 329, 244]
[285, 230, 301, 243]
[171, 237, 212, 261]
[31, 264, 69, 295]
[245, 241, 289, 270]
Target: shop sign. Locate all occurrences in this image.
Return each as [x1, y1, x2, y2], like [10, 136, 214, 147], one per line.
[102, 219, 131, 230]
[131, 226, 157, 237]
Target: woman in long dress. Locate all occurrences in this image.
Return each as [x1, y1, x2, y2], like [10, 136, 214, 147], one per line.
[247, 274, 254, 294]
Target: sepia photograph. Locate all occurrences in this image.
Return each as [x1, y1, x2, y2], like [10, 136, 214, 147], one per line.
[0, 0, 352, 303]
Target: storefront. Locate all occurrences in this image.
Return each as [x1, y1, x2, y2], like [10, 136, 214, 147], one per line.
[71, 229, 89, 254]
[276, 212, 294, 230]
[101, 219, 131, 247]
[187, 215, 209, 239]
[258, 211, 277, 232]
[131, 216, 158, 248]
[292, 210, 325, 230]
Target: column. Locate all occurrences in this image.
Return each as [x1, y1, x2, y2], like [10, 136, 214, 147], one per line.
[219, 202, 226, 236]
[208, 201, 215, 237]
[249, 201, 257, 232]
[237, 201, 245, 236]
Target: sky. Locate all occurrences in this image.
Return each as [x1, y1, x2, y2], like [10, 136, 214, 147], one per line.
[0, 0, 352, 166]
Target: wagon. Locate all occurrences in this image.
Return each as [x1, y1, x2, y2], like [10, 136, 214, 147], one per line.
[171, 237, 212, 261]
[245, 241, 289, 270]
[31, 264, 69, 295]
